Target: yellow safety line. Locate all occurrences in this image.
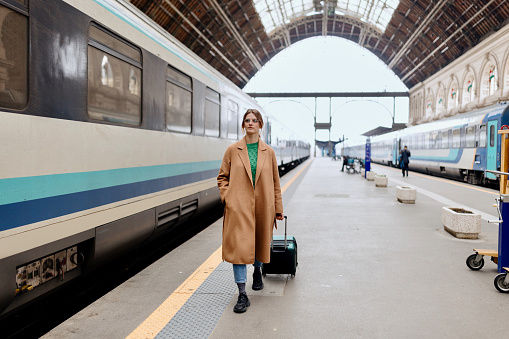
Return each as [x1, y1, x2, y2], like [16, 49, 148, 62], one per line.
[382, 165, 498, 196]
[126, 247, 223, 339]
[126, 158, 313, 339]
[281, 159, 313, 193]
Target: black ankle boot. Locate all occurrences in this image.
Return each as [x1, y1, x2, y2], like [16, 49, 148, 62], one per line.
[233, 293, 250, 313]
[252, 270, 264, 290]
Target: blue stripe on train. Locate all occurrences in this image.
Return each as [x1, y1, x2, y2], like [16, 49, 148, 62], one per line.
[410, 148, 463, 163]
[0, 160, 222, 206]
[0, 168, 218, 232]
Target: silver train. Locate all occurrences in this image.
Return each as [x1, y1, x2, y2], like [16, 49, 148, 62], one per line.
[0, 0, 309, 316]
[342, 102, 509, 185]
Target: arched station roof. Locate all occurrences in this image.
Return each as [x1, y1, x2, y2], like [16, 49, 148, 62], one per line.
[129, 0, 509, 89]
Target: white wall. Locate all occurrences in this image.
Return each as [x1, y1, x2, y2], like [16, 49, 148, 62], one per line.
[408, 24, 509, 125]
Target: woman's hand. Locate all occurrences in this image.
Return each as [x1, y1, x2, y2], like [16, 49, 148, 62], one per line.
[276, 213, 284, 220]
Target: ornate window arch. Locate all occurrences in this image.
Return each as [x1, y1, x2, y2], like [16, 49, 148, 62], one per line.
[480, 57, 498, 100]
[504, 52, 509, 95]
[436, 85, 445, 116]
[448, 79, 459, 112]
[462, 71, 476, 106]
[425, 88, 434, 118]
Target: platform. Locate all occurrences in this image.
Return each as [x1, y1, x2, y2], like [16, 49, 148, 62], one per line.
[43, 158, 508, 338]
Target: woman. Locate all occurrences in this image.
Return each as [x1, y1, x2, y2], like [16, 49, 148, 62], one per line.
[217, 109, 284, 313]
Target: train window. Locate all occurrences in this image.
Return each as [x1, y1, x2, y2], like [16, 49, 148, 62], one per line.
[465, 126, 475, 148]
[490, 124, 495, 147]
[240, 107, 247, 134]
[166, 67, 191, 88]
[431, 133, 438, 149]
[204, 88, 220, 137]
[88, 25, 141, 125]
[266, 121, 271, 144]
[479, 124, 487, 147]
[90, 26, 140, 63]
[452, 128, 461, 148]
[0, 5, 27, 110]
[424, 134, 430, 149]
[441, 131, 449, 148]
[166, 66, 192, 133]
[227, 100, 238, 139]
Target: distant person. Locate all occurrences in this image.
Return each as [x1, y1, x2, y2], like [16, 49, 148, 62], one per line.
[400, 146, 411, 177]
[341, 155, 348, 172]
[217, 109, 284, 314]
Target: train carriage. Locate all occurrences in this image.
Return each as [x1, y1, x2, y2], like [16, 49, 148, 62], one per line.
[0, 0, 309, 316]
[342, 102, 509, 185]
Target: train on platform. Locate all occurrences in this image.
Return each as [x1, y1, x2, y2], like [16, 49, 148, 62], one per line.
[0, 0, 309, 316]
[342, 102, 509, 185]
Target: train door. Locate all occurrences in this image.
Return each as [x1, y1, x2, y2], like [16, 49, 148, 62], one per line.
[392, 138, 398, 166]
[487, 120, 498, 179]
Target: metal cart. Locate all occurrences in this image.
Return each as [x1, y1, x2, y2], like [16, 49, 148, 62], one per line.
[466, 126, 509, 292]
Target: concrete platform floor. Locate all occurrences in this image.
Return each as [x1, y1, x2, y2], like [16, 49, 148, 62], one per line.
[45, 158, 508, 338]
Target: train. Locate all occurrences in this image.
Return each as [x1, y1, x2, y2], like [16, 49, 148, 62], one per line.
[341, 102, 509, 185]
[0, 0, 310, 316]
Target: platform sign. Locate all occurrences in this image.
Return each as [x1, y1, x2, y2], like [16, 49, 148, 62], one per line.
[365, 137, 371, 177]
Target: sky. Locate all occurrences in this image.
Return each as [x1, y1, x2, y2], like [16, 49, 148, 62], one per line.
[243, 36, 409, 147]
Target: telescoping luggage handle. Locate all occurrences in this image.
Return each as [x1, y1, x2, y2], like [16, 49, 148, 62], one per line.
[271, 215, 288, 250]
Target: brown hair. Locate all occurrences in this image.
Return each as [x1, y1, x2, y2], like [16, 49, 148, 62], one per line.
[241, 109, 264, 131]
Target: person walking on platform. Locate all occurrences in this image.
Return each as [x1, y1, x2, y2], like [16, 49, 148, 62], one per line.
[400, 146, 411, 177]
[217, 109, 284, 314]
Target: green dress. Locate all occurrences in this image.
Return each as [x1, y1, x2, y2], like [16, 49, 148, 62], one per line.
[247, 142, 258, 189]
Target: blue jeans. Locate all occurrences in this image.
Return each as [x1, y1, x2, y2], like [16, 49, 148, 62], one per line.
[233, 259, 263, 283]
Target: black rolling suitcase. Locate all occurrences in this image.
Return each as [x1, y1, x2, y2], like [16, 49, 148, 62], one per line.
[262, 216, 298, 276]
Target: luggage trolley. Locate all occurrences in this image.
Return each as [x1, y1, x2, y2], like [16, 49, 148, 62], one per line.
[466, 198, 501, 271]
[345, 159, 361, 174]
[466, 125, 509, 292]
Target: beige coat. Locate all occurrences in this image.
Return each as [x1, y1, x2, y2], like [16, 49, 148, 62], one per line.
[217, 136, 283, 264]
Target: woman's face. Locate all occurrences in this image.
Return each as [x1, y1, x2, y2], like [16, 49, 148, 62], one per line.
[244, 113, 260, 136]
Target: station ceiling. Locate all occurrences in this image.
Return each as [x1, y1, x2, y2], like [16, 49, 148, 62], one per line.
[129, 0, 509, 89]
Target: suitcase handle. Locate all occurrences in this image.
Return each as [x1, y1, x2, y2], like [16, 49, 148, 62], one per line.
[271, 215, 288, 250]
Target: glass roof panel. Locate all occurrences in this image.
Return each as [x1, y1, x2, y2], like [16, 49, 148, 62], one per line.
[253, 0, 400, 35]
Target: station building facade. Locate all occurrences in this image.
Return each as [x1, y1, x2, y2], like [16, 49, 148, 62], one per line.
[409, 23, 509, 125]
